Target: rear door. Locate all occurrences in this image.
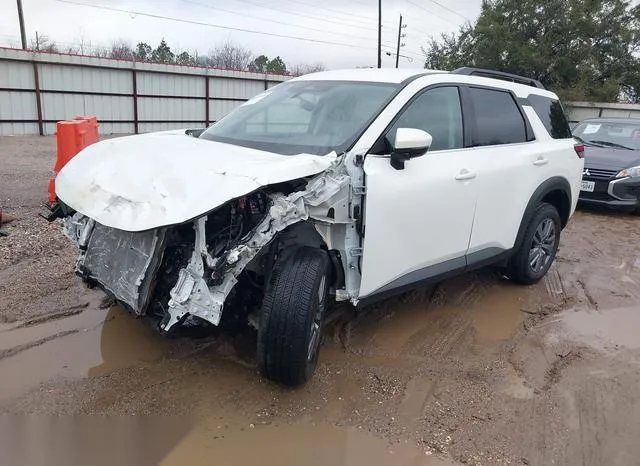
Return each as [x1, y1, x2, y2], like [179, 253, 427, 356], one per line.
[462, 86, 576, 258]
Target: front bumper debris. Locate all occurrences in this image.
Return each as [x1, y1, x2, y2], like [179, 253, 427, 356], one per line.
[65, 213, 166, 314]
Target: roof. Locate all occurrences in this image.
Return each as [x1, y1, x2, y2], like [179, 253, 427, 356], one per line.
[287, 67, 557, 99]
[290, 68, 445, 84]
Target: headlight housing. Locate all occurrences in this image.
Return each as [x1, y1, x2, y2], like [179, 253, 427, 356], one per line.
[616, 166, 640, 178]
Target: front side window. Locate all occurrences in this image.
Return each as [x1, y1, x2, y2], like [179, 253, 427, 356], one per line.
[468, 87, 528, 146]
[387, 86, 464, 151]
[200, 80, 398, 155]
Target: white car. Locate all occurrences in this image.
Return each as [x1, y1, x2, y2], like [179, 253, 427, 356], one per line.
[54, 67, 584, 386]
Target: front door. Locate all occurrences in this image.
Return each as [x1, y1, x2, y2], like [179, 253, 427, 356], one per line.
[359, 86, 477, 298]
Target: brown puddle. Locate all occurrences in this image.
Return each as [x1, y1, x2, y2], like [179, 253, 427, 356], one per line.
[467, 282, 527, 345]
[161, 421, 457, 466]
[357, 278, 530, 359]
[0, 306, 168, 400]
[560, 305, 640, 351]
[0, 416, 195, 466]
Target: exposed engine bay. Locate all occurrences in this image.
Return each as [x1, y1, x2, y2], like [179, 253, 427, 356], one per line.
[61, 159, 363, 333]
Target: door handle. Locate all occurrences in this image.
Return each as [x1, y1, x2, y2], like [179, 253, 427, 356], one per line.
[455, 170, 476, 181]
[533, 157, 549, 166]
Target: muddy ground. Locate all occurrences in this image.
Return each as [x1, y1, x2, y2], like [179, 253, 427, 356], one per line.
[1, 136, 640, 466]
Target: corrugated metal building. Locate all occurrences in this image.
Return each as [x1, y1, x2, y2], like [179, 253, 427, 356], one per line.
[0, 47, 288, 136]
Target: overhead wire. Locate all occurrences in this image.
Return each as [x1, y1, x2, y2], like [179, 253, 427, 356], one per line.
[403, 0, 460, 26]
[227, 0, 387, 32]
[182, 0, 380, 42]
[278, 0, 397, 28]
[52, 0, 385, 51]
[425, 0, 471, 22]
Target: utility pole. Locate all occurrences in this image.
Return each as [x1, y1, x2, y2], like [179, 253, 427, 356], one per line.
[395, 15, 403, 68]
[16, 0, 27, 50]
[35, 31, 39, 51]
[377, 0, 382, 68]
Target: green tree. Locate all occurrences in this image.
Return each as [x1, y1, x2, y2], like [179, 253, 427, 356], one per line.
[151, 39, 175, 63]
[424, 0, 640, 102]
[248, 54, 270, 73]
[134, 42, 152, 61]
[266, 56, 287, 74]
[176, 51, 194, 65]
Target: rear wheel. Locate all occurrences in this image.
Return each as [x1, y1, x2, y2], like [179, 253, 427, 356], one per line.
[257, 246, 330, 387]
[507, 202, 561, 284]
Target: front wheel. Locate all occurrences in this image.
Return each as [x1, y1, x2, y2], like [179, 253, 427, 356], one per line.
[257, 246, 330, 387]
[507, 202, 561, 284]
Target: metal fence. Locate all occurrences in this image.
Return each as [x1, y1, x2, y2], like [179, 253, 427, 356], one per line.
[565, 101, 640, 126]
[3, 48, 639, 137]
[0, 47, 288, 136]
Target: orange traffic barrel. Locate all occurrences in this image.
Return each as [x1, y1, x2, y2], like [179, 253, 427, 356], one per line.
[48, 116, 100, 203]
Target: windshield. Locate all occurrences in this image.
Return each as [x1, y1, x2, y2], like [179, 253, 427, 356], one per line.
[573, 120, 640, 150]
[199, 80, 398, 155]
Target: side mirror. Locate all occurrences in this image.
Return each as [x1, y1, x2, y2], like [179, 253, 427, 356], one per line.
[390, 128, 432, 170]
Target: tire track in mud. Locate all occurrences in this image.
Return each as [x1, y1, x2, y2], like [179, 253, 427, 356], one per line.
[543, 263, 564, 298]
[0, 329, 80, 360]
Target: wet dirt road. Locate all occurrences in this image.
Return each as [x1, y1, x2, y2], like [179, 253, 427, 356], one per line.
[2, 137, 640, 466]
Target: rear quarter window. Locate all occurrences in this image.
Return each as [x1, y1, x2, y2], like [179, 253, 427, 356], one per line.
[527, 95, 572, 139]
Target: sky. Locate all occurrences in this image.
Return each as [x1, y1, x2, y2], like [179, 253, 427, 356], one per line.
[1, 0, 482, 69]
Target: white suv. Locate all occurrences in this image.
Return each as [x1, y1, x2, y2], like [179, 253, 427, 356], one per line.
[54, 67, 584, 386]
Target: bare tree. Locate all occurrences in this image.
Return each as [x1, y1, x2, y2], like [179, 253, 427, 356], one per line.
[92, 45, 110, 58]
[109, 39, 133, 60]
[207, 41, 253, 70]
[290, 62, 326, 77]
[76, 29, 88, 55]
[29, 33, 58, 52]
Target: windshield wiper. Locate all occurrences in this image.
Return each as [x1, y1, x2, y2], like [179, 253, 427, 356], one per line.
[574, 135, 604, 147]
[588, 140, 634, 150]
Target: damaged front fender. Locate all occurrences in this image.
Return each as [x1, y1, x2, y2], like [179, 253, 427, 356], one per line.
[161, 161, 356, 332]
[161, 193, 310, 331]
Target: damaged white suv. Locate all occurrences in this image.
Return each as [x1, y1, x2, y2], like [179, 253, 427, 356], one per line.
[54, 67, 583, 386]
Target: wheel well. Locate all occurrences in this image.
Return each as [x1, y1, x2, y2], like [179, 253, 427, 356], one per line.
[268, 221, 344, 288]
[541, 189, 570, 228]
[513, 178, 572, 253]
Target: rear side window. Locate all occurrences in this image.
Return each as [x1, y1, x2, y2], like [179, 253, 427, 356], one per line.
[468, 87, 528, 146]
[527, 95, 572, 139]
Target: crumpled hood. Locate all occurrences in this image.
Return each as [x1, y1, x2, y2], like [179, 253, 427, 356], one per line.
[56, 130, 336, 232]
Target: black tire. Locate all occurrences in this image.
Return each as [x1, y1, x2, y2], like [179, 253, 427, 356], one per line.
[257, 246, 330, 387]
[507, 202, 561, 285]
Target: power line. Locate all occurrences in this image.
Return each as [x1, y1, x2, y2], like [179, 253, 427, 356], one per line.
[228, 0, 385, 32]
[280, 0, 396, 28]
[52, 0, 382, 51]
[426, 0, 471, 22]
[403, 0, 460, 26]
[182, 0, 378, 42]
[406, 25, 442, 38]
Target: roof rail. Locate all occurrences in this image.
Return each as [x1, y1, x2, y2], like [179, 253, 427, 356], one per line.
[452, 67, 545, 90]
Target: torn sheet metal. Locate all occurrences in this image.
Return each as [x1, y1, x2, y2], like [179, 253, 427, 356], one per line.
[55, 129, 337, 232]
[161, 161, 356, 331]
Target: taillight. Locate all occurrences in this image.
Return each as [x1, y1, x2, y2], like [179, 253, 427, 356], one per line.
[574, 143, 585, 158]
